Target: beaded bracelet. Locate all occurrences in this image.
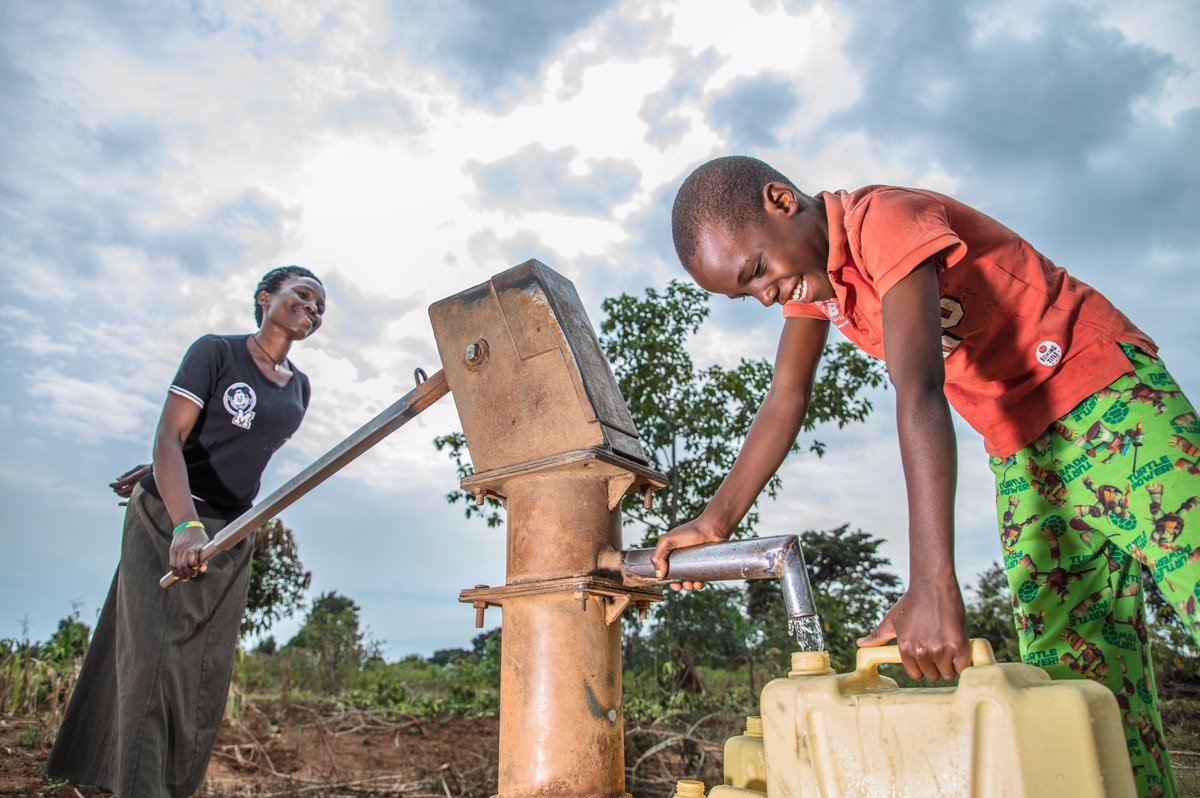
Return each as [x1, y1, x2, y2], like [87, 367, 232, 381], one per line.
[173, 520, 205, 537]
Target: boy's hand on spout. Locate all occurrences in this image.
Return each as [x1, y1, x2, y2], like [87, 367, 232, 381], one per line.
[650, 520, 728, 591]
[857, 578, 970, 682]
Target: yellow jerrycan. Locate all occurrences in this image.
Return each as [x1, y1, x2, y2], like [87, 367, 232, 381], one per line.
[752, 639, 1136, 798]
[724, 715, 767, 791]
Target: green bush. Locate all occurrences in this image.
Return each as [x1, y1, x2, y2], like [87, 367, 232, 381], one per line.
[232, 629, 502, 717]
[0, 611, 90, 745]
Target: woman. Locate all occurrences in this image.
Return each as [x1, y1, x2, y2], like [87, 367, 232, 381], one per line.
[47, 265, 326, 797]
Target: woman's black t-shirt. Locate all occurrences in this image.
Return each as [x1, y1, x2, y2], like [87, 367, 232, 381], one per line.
[140, 334, 310, 520]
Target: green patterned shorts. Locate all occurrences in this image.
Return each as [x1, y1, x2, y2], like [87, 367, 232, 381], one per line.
[988, 345, 1200, 798]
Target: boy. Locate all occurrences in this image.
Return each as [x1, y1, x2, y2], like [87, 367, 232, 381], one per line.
[650, 155, 1199, 796]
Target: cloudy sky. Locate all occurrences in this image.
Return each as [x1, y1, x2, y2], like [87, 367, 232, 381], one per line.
[2, 0, 1197, 659]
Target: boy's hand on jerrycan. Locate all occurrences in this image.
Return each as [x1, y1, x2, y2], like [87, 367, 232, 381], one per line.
[650, 519, 729, 592]
[857, 579, 971, 682]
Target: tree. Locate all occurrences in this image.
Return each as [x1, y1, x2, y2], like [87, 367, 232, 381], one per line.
[963, 562, 1021, 664]
[433, 281, 887, 541]
[621, 525, 903, 696]
[471, 627, 502, 685]
[285, 591, 366, 694]
[242, 518, 312, 637]
[742, 525, 903, 674]
[44, 608, 91, 662]
[429, 647, 473, 666]
[1139, 570, 1199, 693]
[599, 281, 886, 545]
[432, 430, 502, 527]
[252, 635, 278, 655]
[624, 585, 751, 693]
[431, 283, 890, 690]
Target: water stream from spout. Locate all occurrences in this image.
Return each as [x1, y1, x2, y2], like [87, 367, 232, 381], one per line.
[788, 614, 827, 652]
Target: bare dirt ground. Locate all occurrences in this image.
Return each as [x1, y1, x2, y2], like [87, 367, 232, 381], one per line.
[3, 700, 1197, 797]
[1, 704, 501, 798]
[0, 704, 721, 798]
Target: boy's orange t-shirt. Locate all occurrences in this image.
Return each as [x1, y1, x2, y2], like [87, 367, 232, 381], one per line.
[783, 186, 1156, 457]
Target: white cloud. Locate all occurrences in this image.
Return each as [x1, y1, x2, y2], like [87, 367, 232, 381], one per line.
[24, 366, 162, 444]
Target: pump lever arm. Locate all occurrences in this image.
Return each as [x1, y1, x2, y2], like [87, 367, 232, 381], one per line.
[159, 369, 450, 588]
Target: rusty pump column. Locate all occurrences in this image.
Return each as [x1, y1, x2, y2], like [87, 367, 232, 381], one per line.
[429, 261, 664, 798]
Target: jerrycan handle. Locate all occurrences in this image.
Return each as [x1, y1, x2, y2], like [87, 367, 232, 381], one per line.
[855, 638, 996, 679]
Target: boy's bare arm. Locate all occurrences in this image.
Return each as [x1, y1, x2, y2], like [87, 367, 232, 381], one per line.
[859, 258, 970, 682]
[650, 315, 829, 585]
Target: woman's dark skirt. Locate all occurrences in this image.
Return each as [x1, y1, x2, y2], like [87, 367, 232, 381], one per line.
[47, 484, 252, 797]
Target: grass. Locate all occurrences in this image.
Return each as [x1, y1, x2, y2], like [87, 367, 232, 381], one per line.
[1163, 699, 1200, 797]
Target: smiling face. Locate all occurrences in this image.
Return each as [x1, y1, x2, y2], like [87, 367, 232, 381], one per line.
[687, 182, 833, 308]
[259, 276, 326, 338]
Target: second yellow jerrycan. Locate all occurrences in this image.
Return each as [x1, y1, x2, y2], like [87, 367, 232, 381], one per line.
[759, 639, 1136, 797]
[724, 715, 767, 791]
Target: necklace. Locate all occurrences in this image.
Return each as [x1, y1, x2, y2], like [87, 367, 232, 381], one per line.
[249, 334, 285, 373]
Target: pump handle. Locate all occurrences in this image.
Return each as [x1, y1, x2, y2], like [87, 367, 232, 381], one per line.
[855, 638, 997, 677]
[159, 370, 449, 588]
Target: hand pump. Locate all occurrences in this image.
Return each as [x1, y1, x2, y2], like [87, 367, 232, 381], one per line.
[159, 259, 820, 798]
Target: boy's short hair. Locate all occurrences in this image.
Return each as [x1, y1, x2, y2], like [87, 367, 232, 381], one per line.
[671, 155, 799, 269]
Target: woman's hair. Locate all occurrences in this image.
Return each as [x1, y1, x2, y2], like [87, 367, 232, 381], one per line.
[254, 265, 322, 325]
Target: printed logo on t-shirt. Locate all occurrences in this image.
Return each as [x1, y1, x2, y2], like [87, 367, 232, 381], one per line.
[1035, 341, 1063, 367]
[223, 382, 257, 429]
[940, 295, 965, 358]
[820, 299, 848, 328]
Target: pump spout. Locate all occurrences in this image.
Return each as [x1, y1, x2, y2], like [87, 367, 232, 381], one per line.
[618, 534, 817, 620]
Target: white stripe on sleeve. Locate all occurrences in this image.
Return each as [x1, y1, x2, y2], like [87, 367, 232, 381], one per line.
[169, 385, 205, 409]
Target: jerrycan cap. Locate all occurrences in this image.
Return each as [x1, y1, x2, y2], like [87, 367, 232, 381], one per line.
[673, 779, 706, 797]
[745, 715, 763, 737]
[789, 650, 834, 677]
